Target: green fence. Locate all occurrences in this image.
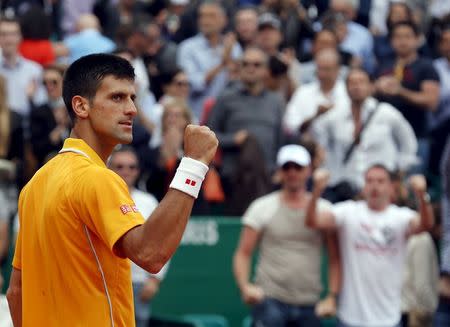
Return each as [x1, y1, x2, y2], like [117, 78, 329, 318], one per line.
[152, 217, 248, 326]
[151, 217, 335, 326]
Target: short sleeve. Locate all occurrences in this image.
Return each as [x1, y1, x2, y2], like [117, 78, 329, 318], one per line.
[420, 61, 440, 82]
[73, 167, 145, 253]
[317, 198, 333, 213]
[12, 225, 22, 269]
[12, 187, 27, 270]
[397, 206, 417, 231]
[242, 194, 277, 231]
[331, 200, 355, 227]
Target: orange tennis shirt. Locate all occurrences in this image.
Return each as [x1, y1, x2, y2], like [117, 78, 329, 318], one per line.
[13, 138, 145, 326]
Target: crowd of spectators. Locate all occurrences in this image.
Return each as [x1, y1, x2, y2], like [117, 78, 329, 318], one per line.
[0, 0, 449, 326]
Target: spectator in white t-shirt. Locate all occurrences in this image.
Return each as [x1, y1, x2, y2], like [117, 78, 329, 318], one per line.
[306, 164, 434, 327]
[108, 146, 169, 327]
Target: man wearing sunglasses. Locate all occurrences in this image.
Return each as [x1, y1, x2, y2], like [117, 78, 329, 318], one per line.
[233, 144, 339, 326]
[207, 47, 283, 214]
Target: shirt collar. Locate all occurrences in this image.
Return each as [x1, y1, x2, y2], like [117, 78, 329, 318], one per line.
[439, 57, 450, 70]
[1, 55, 23, 69]
[197, 33, 223, 49]
[344, 97, 378, 120]
[237, 83, 266, 96]
[59, 138, 106, 168]
[360, 97, 379, 120]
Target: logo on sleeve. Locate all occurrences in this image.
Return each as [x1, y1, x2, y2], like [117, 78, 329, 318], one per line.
[120, 205, 131, 214]
[120, 204, 139, 215]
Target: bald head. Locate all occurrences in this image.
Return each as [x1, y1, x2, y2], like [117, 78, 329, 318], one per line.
[77, 14, 100, 32]
[198, 1, 227, 37]
[331, 0, 359, 20]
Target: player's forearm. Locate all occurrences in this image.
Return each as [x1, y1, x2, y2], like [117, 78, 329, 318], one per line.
[122, 189, 194, 273]
[7, 294, 22, 327]
[233, 252, 252, 292]
[6, 268, 22, 327]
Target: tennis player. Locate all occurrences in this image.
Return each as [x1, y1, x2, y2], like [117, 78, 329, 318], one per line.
[6, 53, 218, 327]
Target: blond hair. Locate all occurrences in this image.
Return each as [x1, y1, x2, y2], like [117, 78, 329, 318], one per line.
[161, 98, 193, 134]
[0, 75, 10, 157]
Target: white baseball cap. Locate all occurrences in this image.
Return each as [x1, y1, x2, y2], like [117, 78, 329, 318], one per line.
[277, 144, 311, 167]
[170, 0, 189, 5]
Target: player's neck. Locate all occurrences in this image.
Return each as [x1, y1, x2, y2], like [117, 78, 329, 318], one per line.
[69, 129, 115, 163]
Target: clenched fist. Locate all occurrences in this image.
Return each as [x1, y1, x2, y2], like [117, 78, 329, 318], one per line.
[313, 168, 330, 194]
[242, 283, 264, 305]
[183, 125, 218, 166]
[315, 295, 337, 318]
[408, 174, 427, 195]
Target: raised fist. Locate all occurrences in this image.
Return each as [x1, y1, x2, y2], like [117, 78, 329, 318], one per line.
[183, 125, 218, 165]
[313, 168, 330, 193]
[315, 295, 337, 318]
[408, 174, 427, 195]
[242, 283, 264, 305]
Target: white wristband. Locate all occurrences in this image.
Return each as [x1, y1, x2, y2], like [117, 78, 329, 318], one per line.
[169, 157, 209, 198]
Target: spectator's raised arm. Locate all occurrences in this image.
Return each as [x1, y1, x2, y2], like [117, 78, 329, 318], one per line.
[306, 169, 338, 230]
[406, 175, 434, 236]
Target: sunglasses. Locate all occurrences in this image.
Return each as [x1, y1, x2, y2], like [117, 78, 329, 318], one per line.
[281, 162, 304, 171]
[242, 61, 264, 68]
[114, 164, 138, 170]
[42, 79, 59, 87]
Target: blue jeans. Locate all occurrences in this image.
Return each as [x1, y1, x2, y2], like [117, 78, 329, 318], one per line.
[337, 319, 400, 327]
[251, 298, 320, 327]
[434, 299, 450, 327]
[133, 282, 151, 327]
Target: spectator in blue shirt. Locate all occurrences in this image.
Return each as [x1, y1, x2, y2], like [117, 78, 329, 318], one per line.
[62, 14, 116, 63]
[177, 0, 241, 120]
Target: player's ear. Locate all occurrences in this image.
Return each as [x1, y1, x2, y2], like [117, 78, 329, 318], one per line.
[72, 96, 89, 119]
